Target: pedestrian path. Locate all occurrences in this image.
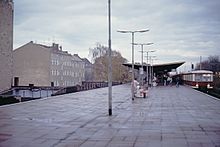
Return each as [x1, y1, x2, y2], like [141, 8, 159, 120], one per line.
[0, 84, 220, 147]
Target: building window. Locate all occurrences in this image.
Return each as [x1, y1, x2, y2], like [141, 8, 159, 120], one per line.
[55, 81, 59, 86]
[56, 60, 59, 65]
[51, 59, 59, 65]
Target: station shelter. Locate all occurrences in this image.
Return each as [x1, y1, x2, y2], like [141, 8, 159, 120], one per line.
[123, 61, 185, 85]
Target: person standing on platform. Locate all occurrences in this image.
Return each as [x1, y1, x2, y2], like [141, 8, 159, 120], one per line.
[176, 76, 180, 87]
[163, 74, 167, 86]
[133, 78, 139, 96]
[167, 76, 173, 86]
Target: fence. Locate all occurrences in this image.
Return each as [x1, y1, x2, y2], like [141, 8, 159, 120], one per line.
[53, 81, 122, 96]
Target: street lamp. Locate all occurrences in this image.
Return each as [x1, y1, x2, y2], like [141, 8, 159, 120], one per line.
[145, 50, 156, 86]
[148, 56, 156, 86]
[108, 0, 112, 116]
[151, 58, 158, 85]
[133, 43, 153, 86]
[117, 29, 149, 100]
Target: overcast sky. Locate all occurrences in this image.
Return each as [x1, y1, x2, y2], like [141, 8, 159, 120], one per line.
[14, 0, 220, 71]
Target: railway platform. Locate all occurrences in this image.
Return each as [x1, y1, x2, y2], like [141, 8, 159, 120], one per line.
[0, 84, 220, 147]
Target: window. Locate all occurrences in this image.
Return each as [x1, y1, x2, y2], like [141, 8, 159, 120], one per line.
[56, 70, 59, 76]
[202, 74, 212, 82]
[51, 59, 59, 65]
[195, 74, 202, 82]
[55, 81, 59, 86]
[51, 70, 54, 75]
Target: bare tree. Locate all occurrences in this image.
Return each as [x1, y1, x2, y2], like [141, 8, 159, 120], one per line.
[196, 55, 220, 72]
[89, 43, 131, 82]
[89, 43, 108, 63]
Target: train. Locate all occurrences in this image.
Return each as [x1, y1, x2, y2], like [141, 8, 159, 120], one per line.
[180, 70, 213, 89]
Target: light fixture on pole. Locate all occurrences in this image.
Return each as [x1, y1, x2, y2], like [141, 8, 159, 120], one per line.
[133, 43, 153, 86]
[108, 0, 112, 116]
[145, 50, 156, 86]
[148, 55, 156, 86]
[151, 58, 158, 84]
[117, 29, 149, 100]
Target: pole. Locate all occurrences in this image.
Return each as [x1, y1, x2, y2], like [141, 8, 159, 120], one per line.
[150, 58, 153, 86]
[149, 57, 151, 86]
[151, 58, 153, 85]
[133, 43, 153, 87]
[131, 32, 135, 100]
[152, 59, 154, 81]
[108, 0, 112, 116]
[117, 30, 149, 100]
[141, 44, 144, 86]
[146, 52, 149, 86]
[200, 56, 202, 70]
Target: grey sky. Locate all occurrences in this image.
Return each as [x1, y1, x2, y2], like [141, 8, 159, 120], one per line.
[14, 0, 220, 70]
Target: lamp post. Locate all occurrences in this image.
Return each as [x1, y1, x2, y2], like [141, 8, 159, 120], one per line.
[108, 0, 112, 116]
[149, 56, 156, 86]
[133, 43, 153, 86]
[145, 50, 155, 86]
[117, 29, 149, 100]
[151, 58, 158, 83]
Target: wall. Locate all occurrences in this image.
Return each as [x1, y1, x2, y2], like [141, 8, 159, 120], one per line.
[0, 0, 13, 92]
[13, 42, 51, 86]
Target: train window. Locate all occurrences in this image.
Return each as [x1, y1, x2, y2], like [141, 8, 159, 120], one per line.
[192, 74, 195, 81]
[202, 74, 212, 82]
[195, 74, 202, 82]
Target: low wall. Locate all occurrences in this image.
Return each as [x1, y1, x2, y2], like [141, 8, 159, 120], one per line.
[53, 81, 122, 96]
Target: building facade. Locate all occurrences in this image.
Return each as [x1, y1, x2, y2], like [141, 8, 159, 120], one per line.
[0, 0, 13, 92]
[82, 58, 93, 81]
[13, 41, 85, 87]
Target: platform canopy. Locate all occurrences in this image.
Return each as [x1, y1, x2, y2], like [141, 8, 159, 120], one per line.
[123, 61, 185, 74]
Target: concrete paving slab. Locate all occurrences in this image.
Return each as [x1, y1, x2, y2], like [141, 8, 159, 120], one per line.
[0, 84, 220, 147]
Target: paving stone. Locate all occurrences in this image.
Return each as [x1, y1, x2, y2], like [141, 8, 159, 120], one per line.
[0, 84, 220, 147]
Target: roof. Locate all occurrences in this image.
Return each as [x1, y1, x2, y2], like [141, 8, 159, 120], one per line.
[189, 70, 213, 74]
[72, 54, 83, 62]
[153, 61, 185, 73]
[123, 61, 185, 73]
[82, 58, 92, 64]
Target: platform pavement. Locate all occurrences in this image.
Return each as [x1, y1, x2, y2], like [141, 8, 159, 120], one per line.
[0, 84, 220, 147]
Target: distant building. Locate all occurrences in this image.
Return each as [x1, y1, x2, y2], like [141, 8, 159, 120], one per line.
[82, 58, 93, 81]
[0, 0, 13, 92]
[13, 41, 85, 87]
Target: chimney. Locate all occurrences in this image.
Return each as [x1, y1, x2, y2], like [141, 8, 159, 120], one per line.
[52, 43, 59, 50]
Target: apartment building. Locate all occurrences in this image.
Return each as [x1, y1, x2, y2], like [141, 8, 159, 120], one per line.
[0, 0, 13, 92]
[13, 41, 85, 87]
[82, 58, 93, 81]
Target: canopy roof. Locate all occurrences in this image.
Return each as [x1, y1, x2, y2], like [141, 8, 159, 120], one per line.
[123, 61, 185, 74]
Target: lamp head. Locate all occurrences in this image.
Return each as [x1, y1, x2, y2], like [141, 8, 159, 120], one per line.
[117, 30, 131, 33]
[135, 29, 150, 33]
